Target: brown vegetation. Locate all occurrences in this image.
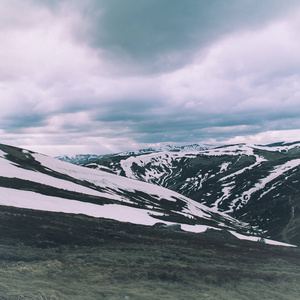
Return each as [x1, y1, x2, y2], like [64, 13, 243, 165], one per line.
[0, 205, 299, 299]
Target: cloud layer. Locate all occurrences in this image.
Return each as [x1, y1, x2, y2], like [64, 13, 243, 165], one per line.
[1, 0, 300, 155]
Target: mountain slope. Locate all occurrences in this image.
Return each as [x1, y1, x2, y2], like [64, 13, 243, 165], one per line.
[0, 143, 253, 237]
[86, 142, 300, 245]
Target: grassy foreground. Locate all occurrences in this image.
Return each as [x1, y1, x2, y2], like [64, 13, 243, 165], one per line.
[0, 205, 299, 300]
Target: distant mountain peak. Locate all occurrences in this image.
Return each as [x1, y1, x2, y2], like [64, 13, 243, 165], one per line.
[56, 143, 217, 165]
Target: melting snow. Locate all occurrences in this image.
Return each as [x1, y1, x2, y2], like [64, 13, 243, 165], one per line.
[230, 231, 296, 247]
[219, 162, 231, 173]
[220, 154, 266, 182]
[0, 187, 171, 226]
[231, 159, 300, 211]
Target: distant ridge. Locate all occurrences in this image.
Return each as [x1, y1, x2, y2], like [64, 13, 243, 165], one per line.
[56, 143, 216, 165]
[56, 154, 110, 165]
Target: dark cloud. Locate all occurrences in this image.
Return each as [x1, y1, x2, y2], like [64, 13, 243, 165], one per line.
[92, 96, 164, 123]
[91, 100, 300, 145]
[1, 114, 46, 133]
[85, 0, 299, 73]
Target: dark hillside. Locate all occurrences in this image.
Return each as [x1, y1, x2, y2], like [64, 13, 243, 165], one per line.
[0, 205, 299, 299]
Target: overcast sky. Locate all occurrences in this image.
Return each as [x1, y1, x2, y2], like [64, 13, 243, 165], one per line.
[2, 0, 300, 156]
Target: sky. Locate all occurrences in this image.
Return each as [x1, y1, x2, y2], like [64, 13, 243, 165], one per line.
[2, 0, 300, 156]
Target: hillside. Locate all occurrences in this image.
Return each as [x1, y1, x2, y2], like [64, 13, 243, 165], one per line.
[0, 205, 299, 299]
[0, 143, 253, 237]
[84, 142, 300, 246]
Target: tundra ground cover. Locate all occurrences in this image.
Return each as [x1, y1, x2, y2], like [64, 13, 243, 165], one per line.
[0, 206, 299, 299]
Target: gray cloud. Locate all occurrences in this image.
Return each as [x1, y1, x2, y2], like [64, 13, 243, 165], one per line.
[1, 115, 46, 133]
[84, 0, 300, 73]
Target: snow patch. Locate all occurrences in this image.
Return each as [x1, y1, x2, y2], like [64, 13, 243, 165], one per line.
[0, 187, 172, 226]
[230, 231, 296, 247]
[231, 159, 300, 211]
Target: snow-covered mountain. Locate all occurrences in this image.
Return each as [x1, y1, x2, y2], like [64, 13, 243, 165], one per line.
[118, 143, 214, 156]
[84, 142, 300, 246]
[56, 144, 214, 165]
[0, 143, 255, 238]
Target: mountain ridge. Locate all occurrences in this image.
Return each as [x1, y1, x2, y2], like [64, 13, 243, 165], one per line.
[81, 142, 300, 246]
[56, 143, 215, 165]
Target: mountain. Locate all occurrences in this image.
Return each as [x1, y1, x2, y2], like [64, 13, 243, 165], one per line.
[117, 143, 214, 155]
[84, 142, 300, 246]
[0, 143, 257, 238]
[56, 143, 214, 165]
